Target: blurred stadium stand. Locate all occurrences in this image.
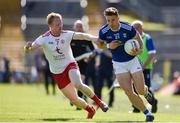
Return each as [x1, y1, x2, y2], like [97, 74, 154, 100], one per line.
[0, 0, 24, 74]
[150, 0, 180, 27]
[100, 0, 163, 22]
[161, 7, 180, 27]
[22, 0, 85, 41]
[150, 0, 180, 7]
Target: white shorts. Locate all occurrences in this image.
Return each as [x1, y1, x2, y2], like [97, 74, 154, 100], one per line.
[112, 57, 142, 74]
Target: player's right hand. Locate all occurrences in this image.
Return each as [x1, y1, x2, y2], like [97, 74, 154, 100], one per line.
[108, 40, 122, 49]
[131, 47, 142, 56]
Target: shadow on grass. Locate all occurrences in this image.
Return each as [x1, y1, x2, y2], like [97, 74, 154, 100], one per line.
[41, 118, 145, 122]
[95, 121, 145, 123]
[41, 118, 75, 121]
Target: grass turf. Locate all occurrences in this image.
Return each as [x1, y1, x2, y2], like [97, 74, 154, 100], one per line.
[0, 83, 180, 122]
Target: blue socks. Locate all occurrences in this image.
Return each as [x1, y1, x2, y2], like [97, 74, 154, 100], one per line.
[143, 109, 152, 116]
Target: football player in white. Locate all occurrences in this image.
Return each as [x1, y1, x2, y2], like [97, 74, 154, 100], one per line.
[24, 12, 108, 119]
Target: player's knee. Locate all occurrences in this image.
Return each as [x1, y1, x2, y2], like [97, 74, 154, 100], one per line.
[135, 85, 147, 95]
[74, 82, 83, 90]
[136, 89, 146, 95]
[69, 97, 79, 104]
[123, 88, 134, 96]
[143, 85, 149, 95]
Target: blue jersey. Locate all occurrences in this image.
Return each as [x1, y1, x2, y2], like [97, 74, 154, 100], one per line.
[99, 21, 137, 62]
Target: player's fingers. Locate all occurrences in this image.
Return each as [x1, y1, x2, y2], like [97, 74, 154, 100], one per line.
[24, 46, 29, 53]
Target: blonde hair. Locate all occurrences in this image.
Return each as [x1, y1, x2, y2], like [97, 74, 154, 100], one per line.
[132, 20, 143, 29]
[46, 12, 62, 25]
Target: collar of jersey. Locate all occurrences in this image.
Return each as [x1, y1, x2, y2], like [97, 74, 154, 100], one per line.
[50, 31, 61, 37]
[109, 22, 121, 32]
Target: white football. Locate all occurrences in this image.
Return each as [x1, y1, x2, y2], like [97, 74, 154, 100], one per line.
[124, 39, 140, 56]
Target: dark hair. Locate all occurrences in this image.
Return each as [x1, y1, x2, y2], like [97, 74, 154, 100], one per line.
[46, 12, 62, 25]
[104, 7, 119, 16]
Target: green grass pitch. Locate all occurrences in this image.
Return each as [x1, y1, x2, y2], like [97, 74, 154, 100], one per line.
[0, 83, 180, 122]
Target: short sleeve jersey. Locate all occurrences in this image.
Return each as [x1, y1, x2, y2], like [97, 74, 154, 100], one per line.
[99, 21, 137, 62]
[142, 33, 156, 54]
[33, 30, 75, 74]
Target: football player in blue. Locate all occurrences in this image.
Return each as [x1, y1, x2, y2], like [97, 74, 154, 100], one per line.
[95, 7, 154, 122]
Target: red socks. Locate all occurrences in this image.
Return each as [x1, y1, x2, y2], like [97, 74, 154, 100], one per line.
[85, 105, 96, 119]
[85, 105, 93, 112]
[91, 95, 102, 107]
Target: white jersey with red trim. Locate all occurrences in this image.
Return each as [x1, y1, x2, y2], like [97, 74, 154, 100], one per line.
[34, 30, 75, 74]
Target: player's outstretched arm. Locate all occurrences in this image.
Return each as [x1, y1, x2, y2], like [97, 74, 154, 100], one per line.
[73, 32, 97, 41]
[24, 41, 40, 53]
[95, 39, 107, 49]
[73, 32, 107, 49]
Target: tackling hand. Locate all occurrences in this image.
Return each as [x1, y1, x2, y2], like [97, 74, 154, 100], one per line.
[24, 42, 32, 53]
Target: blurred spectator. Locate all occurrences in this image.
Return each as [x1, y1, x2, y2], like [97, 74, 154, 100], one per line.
[158, 71, 180, 95]
[0, 16, 1, 31]
[42, 54, 56, 95]
[71, 20, 95, 109]
[96, 49, 115, 107]
[34, 49, 45, 83]
[34, 50, 56, 95]
[11, 71, 26, 83]
[30, 66, 38, 83]
[151, 73, 163, 91]
[1, 56, 11, 83]
[84, 52, 98, 94]
[172, 71, 180, 95]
